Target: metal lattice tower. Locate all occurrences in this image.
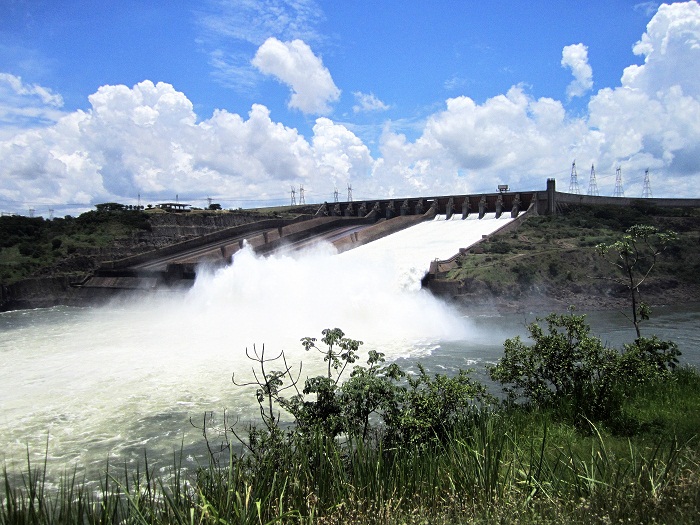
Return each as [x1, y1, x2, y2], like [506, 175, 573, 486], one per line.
[28, 208, 35, 218]
[347, 183, 353, 202]
[299, 185, 305, 205]
[48, 208, 54, 220]
[333, 187, 339, 202]
[613, 167, 625, 197]
[642, 169, 653, 198]
[569, 161, 580, 194]
[290, 186, 296, 206]
[587, 164, 599, 196]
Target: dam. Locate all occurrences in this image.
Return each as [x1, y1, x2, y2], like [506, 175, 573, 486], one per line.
[69, 188, 532, 298]
[2, 178, 699, 310]
[1, 179, 699, 480]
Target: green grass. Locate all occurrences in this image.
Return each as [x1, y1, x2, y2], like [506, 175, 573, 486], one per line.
[444, 205, 700, 301]
[3, 367, 699, 524]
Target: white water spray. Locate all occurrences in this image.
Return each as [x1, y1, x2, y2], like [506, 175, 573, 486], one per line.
[0, 215, 513, 475]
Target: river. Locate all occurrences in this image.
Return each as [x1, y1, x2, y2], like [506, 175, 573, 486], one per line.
[1, 216, 698, 484]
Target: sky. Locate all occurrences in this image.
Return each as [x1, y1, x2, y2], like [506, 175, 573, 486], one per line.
[1, 0, 699, 216]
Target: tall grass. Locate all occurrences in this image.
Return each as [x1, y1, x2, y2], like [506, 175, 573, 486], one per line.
[3, 370, 700, 524]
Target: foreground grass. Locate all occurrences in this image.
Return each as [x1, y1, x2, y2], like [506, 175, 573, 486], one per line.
[3, 367, 699, 525]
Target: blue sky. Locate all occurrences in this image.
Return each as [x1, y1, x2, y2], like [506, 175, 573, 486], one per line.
[1, 1, 699, 215]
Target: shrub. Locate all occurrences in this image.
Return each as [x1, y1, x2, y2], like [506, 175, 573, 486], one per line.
[230, 328, 489, 450]
[487, 311, 681, 428]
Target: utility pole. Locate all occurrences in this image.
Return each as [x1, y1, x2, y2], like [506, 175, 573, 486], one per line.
[642, 169, 653, 198]
[569, 161, 580, 194]
[613, 167, 625, 197]
[587, 164, 599, 196]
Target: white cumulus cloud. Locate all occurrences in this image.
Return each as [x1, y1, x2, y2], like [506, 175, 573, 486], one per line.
[252, 37, 340, 115]
[561, 43, 593, 99]
[0, 80, 370, 214]
[2, 2, 700, 215]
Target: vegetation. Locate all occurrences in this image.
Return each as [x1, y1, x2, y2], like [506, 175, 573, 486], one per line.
[444, 204, 700, 305]
[0, 209, 151, 284]
[0, 203, 319, 286]
[596, 224, 678, 337]
[3, 323, 699, 524]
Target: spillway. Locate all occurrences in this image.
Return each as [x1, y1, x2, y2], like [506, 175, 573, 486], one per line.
[337, 212, 514, 289]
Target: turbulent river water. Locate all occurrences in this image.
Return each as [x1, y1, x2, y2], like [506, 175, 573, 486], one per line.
[1, 214, 698, 483]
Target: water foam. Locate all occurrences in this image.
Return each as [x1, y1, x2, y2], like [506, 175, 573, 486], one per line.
[0, 215, 513, 475]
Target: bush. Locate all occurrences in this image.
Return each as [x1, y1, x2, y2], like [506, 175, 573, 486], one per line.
[230, 328, 489, 450]
[487, 311, 681, 428]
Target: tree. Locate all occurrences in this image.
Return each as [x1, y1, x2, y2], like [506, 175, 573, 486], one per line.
[596, 225, 677, 338]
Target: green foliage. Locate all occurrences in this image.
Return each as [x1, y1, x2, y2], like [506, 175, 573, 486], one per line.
[488, 311, 681, 428]
[0, 209, 153, 284]
[232, 328, 488, 448]
[382, 364, 489, 447]
[2, 327, 699, 524]
[596, 224, 678, 337]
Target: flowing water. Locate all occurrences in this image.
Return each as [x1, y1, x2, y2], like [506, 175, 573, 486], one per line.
[1, 214, 698, 482]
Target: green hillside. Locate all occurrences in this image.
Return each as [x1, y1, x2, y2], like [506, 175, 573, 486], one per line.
[436, 203, 700, 310]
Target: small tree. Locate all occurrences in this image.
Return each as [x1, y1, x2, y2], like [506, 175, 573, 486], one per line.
[596, 224, 677, 338]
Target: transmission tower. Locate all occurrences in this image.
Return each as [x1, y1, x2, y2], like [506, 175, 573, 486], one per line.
[299, 185, 305, 205]
[333, 187, 339, 202]
[642, 169, 653, 198]
[347, 183, 353, 202]
[290, 186, 297, 205]
[587, 164, 599, 196]
[613, 167, 625, 197]
[28, 208, 35, 217]
[48, 208, 54, 220]
[569, 161, 580, 194]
